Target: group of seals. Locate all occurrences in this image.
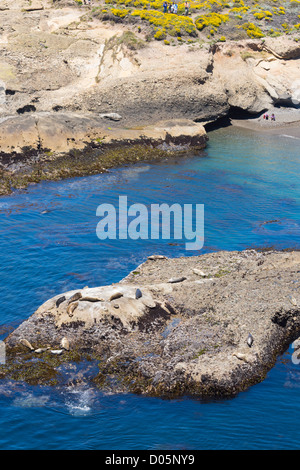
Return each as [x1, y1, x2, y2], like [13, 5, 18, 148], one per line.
[19, 336, 70, 355]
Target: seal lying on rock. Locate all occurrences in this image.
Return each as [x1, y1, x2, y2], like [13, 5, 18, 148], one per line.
[109, 292, 123, 301]
[34, 348, 50, 354]
[60, 337, 70, 351]
[135, 288, 142, 299]
[56, 296, 66, 308]
[168, 276, 186, 283]
[19, 339, 34, 351]
[79, 296, 104, 303]
[4, 250, 300, 399]
[247, 333, 254, 347]
[68, 292, 82, 304]
[67, 302, 78, 317]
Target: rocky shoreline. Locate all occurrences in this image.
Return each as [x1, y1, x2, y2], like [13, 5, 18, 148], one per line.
[1, 1, 300, 195]
[0, 117, 207, 195]
[3, 249, 300, 398]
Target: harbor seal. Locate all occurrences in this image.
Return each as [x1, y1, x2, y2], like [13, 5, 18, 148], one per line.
[168, 276, 187, 283]
[67, 302, 78, 317]
[51, 350, 63, 355]
[60, 337, 70, 351]
[109, 292, 123, 301]
[135, 288, 142, 299]
[19, 339, 34, 351]
[79, 296, 104, 302]
[56, 296, 66, 308]
[68, 292, 82, 304]
[247, 333, 254, 347]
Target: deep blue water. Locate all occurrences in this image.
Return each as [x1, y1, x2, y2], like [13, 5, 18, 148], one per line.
[0, 125, 299, 450]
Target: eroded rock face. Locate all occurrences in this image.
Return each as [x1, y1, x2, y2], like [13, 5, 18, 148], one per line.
[0, 0, 299, 200]
[0, 1, 300, 141]
[263, 37, 300, 60]
[0, 115, 207, 154]
[4, 250, 300, 397]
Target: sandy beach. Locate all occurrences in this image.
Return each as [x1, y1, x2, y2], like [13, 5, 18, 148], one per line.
[231, 108, 300, 139]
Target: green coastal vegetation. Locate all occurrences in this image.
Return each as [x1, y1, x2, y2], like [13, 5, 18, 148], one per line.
[74, 0, 300, 44]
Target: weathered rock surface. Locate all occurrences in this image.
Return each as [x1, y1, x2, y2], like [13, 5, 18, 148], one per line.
[4, 249, 300, 397]
[0, 0, 299, 198]
[0, 115, 207, 154]
[263, 37, 300, 60]
[0, 0, 300, 154]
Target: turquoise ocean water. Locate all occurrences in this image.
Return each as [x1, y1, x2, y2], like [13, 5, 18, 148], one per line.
[0, 125, 299, 449]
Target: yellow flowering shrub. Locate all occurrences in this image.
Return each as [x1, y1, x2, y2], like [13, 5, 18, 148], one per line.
[195, 12, 229, 30]
[131, 9, 197, 36]
[91, 0, 300, 42]
[154, 29, 166, 39]
[241, 22, 264, 37]
[270, 5, 286, 16]
[111, 8, 129, 17]
[252, 10, 272, 19]
[253, 12, 265, 19]
[230, 6, 249, 13]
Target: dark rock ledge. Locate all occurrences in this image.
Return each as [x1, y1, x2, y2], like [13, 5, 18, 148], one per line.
[2, 249, 300, 398]
[0, 115, 208, 196]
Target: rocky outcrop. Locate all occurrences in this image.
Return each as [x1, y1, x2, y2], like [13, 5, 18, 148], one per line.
[0, 115, 207, 154]
[4, 249, 300, 397]
[262, 37, 300, 60]
[0, 1, 300, 194]
[0, 2, 300, 129]
[0, 116, 207, 195]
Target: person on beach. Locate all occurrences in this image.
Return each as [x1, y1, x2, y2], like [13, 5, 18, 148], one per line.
[271, 113, 276, 121]
[184, 1, 190, 15]
[163, 1, 168, 13]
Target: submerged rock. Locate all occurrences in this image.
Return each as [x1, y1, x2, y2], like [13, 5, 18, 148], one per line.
[3, 250, 300, 398]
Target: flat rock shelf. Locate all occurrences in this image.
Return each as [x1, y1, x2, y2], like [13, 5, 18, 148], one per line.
[3, 249, 300, 398]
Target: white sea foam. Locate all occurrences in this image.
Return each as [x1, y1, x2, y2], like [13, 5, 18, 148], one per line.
[13, 393, 49, 408]
[280, 134, 300, 140]
[121, 165, 151, 180]
[64, 387, 95, 416]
